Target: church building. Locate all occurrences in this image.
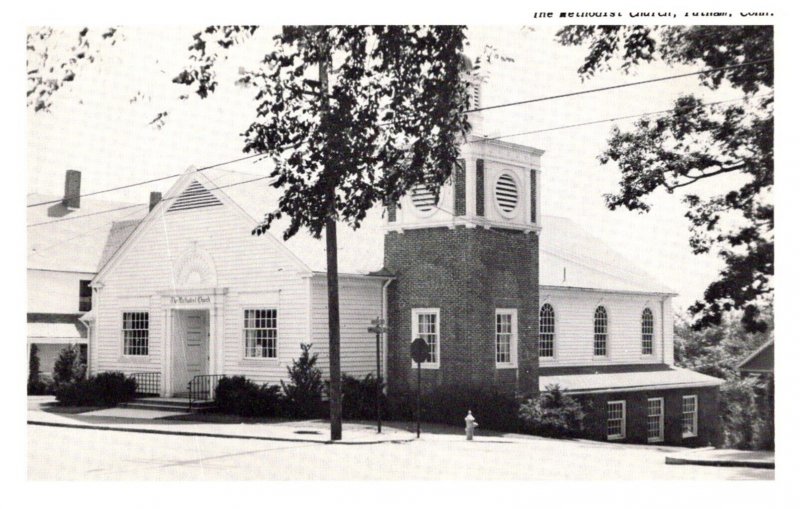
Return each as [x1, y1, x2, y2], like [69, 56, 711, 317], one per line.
[84, 74, 723, 446]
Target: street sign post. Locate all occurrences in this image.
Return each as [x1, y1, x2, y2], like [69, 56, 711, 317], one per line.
[368, 317, 388, 433]
[410, 337, 428, 438]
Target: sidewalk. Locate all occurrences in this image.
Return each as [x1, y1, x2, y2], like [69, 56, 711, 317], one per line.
[27, 396, 416, 445]
[665, 448, 775, 469]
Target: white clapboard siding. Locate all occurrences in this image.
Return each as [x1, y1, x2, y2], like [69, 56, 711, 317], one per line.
[28, 269, 94, 314]
[93, 201, 309, 385]
[310, 275, 385, 379]
[538, 286, 673, 367]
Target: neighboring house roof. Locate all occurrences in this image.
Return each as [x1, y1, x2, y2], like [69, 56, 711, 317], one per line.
[93, 167, 674, 294]
[540, 366, 723, 394]
[27, 193, 149, 273]
[738, 338, 774, 374]
[27, 322, 87, 344]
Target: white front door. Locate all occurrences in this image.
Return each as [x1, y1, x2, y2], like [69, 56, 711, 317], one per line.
[172, 310, 209, 396]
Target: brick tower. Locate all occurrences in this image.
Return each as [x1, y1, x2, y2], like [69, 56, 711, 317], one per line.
[383, 71, 544, 396]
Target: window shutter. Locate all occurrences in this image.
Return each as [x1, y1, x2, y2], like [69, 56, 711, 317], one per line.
[530, 169, 537, 223]
[454, 158, 466, 216]
[476, 159, 485, 217]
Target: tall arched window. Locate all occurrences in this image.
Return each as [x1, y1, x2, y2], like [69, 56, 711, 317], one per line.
[594, 306, 608, 356]
[642, 308, 654, 355]
[539, 304, 555, 358]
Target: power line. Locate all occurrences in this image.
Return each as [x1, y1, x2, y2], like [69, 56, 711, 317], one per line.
[26, 153, 267, 209]
[469, 93, 771, 144]
[28, 174, 274, 228]
[466, 58, 773, 114]
[26, 59, 772, 213]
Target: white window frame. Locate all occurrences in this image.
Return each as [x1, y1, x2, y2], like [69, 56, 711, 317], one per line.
[243, 308, 278, 359]
[607, 400, 626, 440]
[682, 395, 699, 438]
[411, 308, 440, 369]
[539, 303, 555, 359]
[647, 397, 665, 443]
[121, 311, 150, 357]
[593, 306, 609, 358]
[641, 307, 655, 356]
[495, 308, 518, 368]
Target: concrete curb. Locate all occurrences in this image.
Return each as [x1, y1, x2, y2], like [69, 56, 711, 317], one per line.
[665, 455, 774, 470]
[28, 420, 417, 446]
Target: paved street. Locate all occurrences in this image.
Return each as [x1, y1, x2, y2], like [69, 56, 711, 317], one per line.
[28, 424, 773, 480]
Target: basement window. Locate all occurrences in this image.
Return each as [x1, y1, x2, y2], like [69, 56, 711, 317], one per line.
[607, 400, 626, 440]
[682, 395, 698, 438]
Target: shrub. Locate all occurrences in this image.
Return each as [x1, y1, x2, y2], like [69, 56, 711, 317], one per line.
[341, 374, 387, 420]
[27, 344, 49, 395]
[282, 343, 324, 418]
[52, 344, 86, 387]
[214, 376, 283, 417]
[719, 376, 763, 449]
[54, 371, 136, 407]
[518, 384, 585, 438]
[387, 384, 522, 432]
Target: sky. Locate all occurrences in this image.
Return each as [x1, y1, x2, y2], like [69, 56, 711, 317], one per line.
[26, 25, 762, 311]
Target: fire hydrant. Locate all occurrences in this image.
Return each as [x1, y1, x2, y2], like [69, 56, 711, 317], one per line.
[465, 410, 478, 440]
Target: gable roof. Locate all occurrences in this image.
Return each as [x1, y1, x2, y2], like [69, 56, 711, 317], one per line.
[737, 338, 774, 373]
[27, 193, 149, 273]
[91, 167, 674, 294]
[539, 215, 675, 295]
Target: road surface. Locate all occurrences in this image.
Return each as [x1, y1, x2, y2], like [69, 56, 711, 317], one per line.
[27, 424, 773, 480]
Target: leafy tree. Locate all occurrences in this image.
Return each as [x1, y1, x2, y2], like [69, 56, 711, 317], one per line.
[557, 26, 773, 332]
[518, 384, 585, 438]
[281, 343, 324, 419]
[27, 344, 47, 395]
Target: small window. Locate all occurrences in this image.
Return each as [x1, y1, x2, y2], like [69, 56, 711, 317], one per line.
[122, 312, 149, 356]
[539, 303, 555, 358]
[412, 308, 440, 367]
[607, 400, 626, 440]
[244, 309, 278, 358]
[79, 280, 92, 312]
[682, 395, 698, 438]
[494, 173, 519, 215]
[647, 398, 664, 442]
[642, 308, 654, 355]
[594, 306, 608, 356]
[495, 309, 517, 366]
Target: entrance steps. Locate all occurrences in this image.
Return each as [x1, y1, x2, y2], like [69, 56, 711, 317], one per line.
[122, 397, 215, 413]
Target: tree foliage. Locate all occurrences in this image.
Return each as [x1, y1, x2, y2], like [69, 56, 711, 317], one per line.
[281, 343, 325, 418]
[52, 344, 86, 387]
[557, 26, 773, 332]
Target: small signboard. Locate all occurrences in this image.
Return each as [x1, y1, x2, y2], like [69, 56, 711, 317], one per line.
[410, 337, 428, 364]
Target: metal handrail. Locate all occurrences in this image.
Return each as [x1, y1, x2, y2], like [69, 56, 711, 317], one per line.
[188, 374, 223, 410]
[130, 372, 161, 397]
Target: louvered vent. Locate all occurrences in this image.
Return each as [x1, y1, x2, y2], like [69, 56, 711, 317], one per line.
[167, 180, 223, 212]
[495, 173, 519, 214]
[411, 185, 438, 213]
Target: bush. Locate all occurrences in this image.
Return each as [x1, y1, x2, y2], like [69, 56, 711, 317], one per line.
[518, 384, 585, 438]
[54, 371, 136, 407]
[341, 374, 387, 420]
[52, 344, 86, 387]
[719, 376, 763, 449]
[214, 376, 283, 417]
[387, 384, 522, 432]
[282, 343, 325, 418]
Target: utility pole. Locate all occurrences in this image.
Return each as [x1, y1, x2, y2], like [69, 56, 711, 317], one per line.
[316, 28, 343, 442]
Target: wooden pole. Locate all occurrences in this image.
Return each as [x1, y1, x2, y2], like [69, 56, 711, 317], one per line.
[317, 30, 342, 442]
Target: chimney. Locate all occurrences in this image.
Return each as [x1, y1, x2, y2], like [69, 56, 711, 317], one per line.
[62, 170, 81, 209]
[149, 191, 162, 212]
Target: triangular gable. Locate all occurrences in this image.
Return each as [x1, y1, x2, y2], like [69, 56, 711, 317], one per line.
[93, 168, 312, 284]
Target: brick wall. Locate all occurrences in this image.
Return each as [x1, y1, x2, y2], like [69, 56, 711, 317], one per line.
[384, 226, 539, 396]
[575, 386, 722, 447]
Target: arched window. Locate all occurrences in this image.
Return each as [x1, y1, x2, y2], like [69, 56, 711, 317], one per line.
[594, 306, 608, 356]
[539, 304, 555, 358]
[642, 308, 654, 355]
